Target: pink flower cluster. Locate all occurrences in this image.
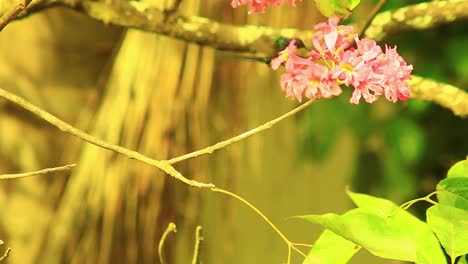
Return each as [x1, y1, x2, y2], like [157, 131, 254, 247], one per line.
[231, 0, 296, 14]
[271, 17, 413, 104]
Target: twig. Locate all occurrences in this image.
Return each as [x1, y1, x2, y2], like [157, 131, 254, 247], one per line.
[0, 0, 32, 31]
[164, 0, 183, 15]
[358, 0, 386, 37]
[167, 99, 315, 164]
[0, 87, 214, 188]
[0, 164, 76, 180]
[0, 240, 11, 262]
[400, 191, 439, 210]
[191, 226, 203, 264]
[158, 223, 177, 264]
[0, 87, 310, 262]
[211, 187, 307, 263]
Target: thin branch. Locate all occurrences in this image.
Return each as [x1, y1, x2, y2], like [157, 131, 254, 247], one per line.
[0, 0, 32, 31]
[164, 0, 183, 16]
[212, 187, 307, 262]
[400, 191, 440, 210]
[0, 240, 10, 262]
[0, 88, 311, 263]
[409, 75, 468, 117]
[191, 226, 203, 264]
[0, 164, 76, 180]
[364, 0, 468, 41]
[0, 87, 214, 188]
[167, 99, 315, 164]
[358, 0, 386, 37]
[158, 222, 177, 264]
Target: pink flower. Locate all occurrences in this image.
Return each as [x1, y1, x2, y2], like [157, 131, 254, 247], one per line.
[279, 62, 342, 101]
[270, 39, 299, 70]
[231, 0, 296, 14]
[374, 45, 412, 102]
[270, 17, 413, 104]
[311, 17, 355, 61]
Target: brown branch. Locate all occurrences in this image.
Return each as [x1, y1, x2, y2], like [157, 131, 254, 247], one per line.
[0, 87, 214, 188]
[0, 0, 32, 31]
[0, 164, 76, 180]
[364, 0, 468, 41]
[409, 75, 468, 117]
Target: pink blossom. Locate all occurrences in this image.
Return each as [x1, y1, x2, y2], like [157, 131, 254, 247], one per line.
[374, 45, 413, 102]
[311, 17, 355, 61]
[231, 0, 296, 14]
[270, 17, 413, 104]
[270, 39, 299, 70]
[279, 61, 342, 101]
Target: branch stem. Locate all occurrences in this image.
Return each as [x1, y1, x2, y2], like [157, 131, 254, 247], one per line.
[212, 187, 307, 261]
[0, 164, 76, 180]
[0, 0, 32, 31]
[191, 226, 203, 264]
[167, 99, 315, 164]
[0, 88, 214, 188]
[158, 222, 177, 264]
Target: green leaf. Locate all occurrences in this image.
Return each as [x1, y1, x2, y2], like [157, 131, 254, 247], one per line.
[427, 204, 468, 260]
[437, 178, 468, 211]
[299, 205, 445, 263]
[304, 229, 359, 264]
[347, 189, 399, 210]
[347, 190, 446, 263]
[314, 0, 360, 18]
[458, 255, 468, 264]
[447, 159, 468, 178]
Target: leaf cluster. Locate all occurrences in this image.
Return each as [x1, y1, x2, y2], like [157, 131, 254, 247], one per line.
[297, 159, 468, 264]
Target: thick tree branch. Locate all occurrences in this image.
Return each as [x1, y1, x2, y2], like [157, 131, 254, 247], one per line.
[2, 0, 467, 55]
[364, 0, 468, 41]
[409, 76, 468, 117]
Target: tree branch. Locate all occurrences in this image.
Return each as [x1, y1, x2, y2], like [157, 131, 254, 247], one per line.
[0, 0, 32, 31]
[2, 0, 466, 55]
[364, 0, 468, 41]
[167, 99, 315, 164]
[0, 164, 76, 180]
[409, 75, 468, 117]
[0, 87, 214, 188]
[191, 226, 203, 264]
[0, 240, 10, 263]
[158, 222, 177, 264]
